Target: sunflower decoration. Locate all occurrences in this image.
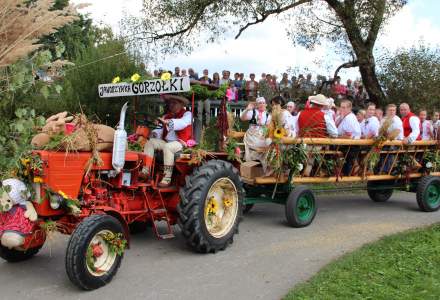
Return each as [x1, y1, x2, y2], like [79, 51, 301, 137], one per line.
[130, 73, 141, 82]
[205, 196, 219, 216]
[223, 197, 233, 209]
[160, 72, 172, 81]
[273, 127, 287, 139]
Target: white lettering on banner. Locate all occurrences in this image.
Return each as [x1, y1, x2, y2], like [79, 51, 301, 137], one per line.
[98, 77, 190, 98]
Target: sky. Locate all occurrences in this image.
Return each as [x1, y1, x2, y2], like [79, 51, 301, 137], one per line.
[73, 0, 440, 81]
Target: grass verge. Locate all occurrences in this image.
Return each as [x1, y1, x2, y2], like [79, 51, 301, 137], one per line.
[284, 224, 440, 300]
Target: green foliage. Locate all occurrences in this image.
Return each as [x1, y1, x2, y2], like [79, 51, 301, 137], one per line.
[285, 223, 440, 299]
[225, 138, 241, 162]
[184, 83, 227, 100]
[59, 32, 141, 125]
[378, 45, 440, 111]
[0, 108, 45, 179]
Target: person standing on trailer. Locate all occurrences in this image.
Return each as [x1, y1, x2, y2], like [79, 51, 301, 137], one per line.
[400, 103, 421, 144]
[142, 94, 192, 187]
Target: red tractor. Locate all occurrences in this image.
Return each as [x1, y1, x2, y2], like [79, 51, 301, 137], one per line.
[0, 77, 243, 290]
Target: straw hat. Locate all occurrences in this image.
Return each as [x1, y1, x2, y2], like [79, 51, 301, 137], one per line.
[162, 94, 189, 105]
[308, 94, 328, 106]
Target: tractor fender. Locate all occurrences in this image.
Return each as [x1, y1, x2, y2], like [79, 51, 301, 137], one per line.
[92, 207, 130, 247]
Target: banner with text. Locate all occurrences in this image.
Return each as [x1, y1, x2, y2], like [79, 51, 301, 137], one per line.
[98, 77, 190, 98]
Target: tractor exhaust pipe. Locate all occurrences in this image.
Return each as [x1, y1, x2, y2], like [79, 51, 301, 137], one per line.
[112, 102, 129, 173]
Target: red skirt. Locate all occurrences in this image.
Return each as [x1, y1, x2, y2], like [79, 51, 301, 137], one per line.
[0, 206, 35, 236]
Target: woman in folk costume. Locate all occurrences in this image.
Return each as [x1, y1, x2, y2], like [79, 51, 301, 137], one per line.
[142, 94, 192, 187]
[240, 97, 271, 171]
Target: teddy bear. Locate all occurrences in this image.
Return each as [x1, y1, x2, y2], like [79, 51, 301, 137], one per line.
[0, 178, 38, 249]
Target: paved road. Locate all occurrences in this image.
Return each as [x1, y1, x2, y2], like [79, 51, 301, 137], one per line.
[1, 191, 439, 300]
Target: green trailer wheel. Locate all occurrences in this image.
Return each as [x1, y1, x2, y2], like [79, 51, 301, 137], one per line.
[417, 176, 440, 212]
[285, 186, 317, 227]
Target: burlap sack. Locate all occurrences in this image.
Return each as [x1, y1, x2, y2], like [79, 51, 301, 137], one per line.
[95, 125, 115, 151]
[70, 129, 91, 151]
[31, 133, 51, 148]
[69, 125, 114, 152]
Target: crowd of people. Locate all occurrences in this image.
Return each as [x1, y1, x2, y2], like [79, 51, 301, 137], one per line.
[239, 94, 440, 175]
[142, 67, 439, 184]
[153, 66, 370, 107]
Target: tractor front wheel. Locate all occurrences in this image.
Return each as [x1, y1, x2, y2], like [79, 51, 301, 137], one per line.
[178, 160, 244, 253]
[65, 215, 126, 290]
[0, 245, 42, 262]
[285, 186, 317, 227]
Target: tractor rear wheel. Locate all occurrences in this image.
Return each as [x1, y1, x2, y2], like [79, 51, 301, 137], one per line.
[65, 215, 126, 290]
[0, 245, 42, 262]
[178, 160, 244, 253]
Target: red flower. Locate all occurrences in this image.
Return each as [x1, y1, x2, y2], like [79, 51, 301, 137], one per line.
[235, 147, 241, 156]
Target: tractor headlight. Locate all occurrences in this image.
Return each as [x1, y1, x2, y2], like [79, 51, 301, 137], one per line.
[49, 194, 63, 210]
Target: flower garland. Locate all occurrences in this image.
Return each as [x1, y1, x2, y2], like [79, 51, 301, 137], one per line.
[86, 232, 127, 274]
[225, 138, 242, 162]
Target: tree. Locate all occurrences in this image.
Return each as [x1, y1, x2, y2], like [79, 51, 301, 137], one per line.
[378, 45, 440, 112]
[125, 0, 407, 105]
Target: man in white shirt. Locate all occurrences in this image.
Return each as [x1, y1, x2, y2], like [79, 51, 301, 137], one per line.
[361, 103, 380, 138]
[336, 99, 361, 139]
[419, 110, 433, 140]
[143, 95, 192, 187]
[400, 103, 421, 144]
[378, 104, 403, 174]
[335, 99, 361, 175]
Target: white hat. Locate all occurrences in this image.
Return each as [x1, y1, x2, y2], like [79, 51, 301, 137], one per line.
[309, 94, 328, 106]
[256, 97, 266, 104]
[286, 101, 295, 107]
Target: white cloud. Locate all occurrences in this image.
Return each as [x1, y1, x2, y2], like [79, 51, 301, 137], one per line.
[378, 3, 440, 51]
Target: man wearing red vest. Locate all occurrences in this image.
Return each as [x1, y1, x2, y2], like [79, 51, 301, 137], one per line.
[298, 94, 338, 176]
[143, 94, 192, 187]
[399, 103, 421, 144]
[298, 94, 338, 138]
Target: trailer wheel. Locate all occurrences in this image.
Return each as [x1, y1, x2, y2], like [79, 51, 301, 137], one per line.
[65, 215, 125, 290]
[417, 176, 440, 212]
[0, 245, 42, 262]
[367, 181, 394, 202]
[178, 160, 244, 253]
[285, 186, 317, 227]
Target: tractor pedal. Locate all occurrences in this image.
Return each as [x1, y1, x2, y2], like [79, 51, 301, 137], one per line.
[159, 233, 175, 239]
